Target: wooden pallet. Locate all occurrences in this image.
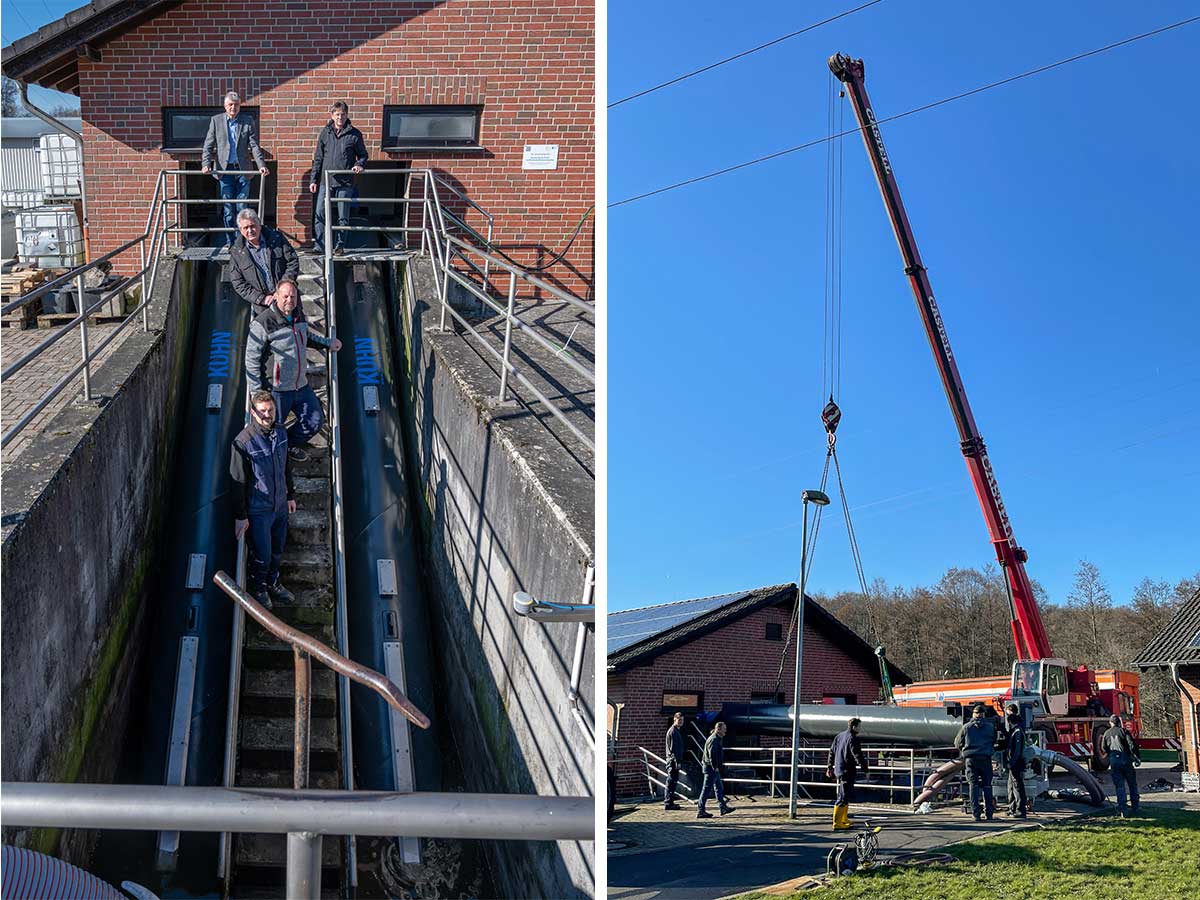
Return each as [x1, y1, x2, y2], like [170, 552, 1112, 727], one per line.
[36, 311, 128, 329]
[1, 269, 50, 297]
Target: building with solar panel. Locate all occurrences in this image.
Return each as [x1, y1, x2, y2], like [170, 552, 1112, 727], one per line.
[607, 583, 910, 800]
[1133, 588, 1200, 786]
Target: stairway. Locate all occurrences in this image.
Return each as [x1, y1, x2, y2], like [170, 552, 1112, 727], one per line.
[228, 253, 344, 897]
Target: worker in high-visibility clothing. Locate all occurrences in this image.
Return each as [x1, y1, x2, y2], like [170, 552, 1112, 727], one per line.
[826, 717, 869, 831]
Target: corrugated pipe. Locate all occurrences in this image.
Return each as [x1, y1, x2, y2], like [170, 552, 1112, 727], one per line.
[1, 844, 151, 899]
[15, 80, 88, 256]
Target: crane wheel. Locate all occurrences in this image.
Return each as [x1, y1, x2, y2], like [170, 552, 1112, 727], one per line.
[1091, 725, 1110, 773]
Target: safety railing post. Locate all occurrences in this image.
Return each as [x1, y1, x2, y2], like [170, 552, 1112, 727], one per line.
[294, 646, 311, 791]
[438, 249, 450, 333]
[497, 271, 516, 402]
[286, 832, 322, 899]
[76, 270, 91, 401]
[910, 749, 916, 807]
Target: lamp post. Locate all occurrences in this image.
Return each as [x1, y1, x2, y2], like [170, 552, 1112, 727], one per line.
[789, 488, 830, 819]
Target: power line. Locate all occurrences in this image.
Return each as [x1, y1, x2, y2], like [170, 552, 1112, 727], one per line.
[5, 3, 36, 33]
[609, 0, 885, 109]
[610, 15, 1200, 209]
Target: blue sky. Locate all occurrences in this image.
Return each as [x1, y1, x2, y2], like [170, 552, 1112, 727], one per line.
[2, 1, 84, 109]
[609, 1, 1199, 613]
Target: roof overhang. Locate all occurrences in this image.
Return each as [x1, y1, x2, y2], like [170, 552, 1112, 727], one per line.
[1, 1, 185, 96]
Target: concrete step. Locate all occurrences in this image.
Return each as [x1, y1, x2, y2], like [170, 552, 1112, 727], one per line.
[287, 506, 329, 546]
[279, 544, 333, 586]
[291, 435, 329, 478]
[243, 665, 336, 700]
[237, 767, 340, 789]
[245, 617, 334, 650]
[293, 475, 330, 498]
[237, 744, 339, 775]
[235, 832, 342, 868]
[240, 715, 339, 753]
[241, 692, 336, 719]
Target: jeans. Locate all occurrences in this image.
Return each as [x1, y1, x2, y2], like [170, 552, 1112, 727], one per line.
[314, 183, 353, 249]
[274, 384, 323, 447]
[1110, 758, 1140, 813]
[247, 506, 288, 591]
[665, 759, 680, 806]
[698, 766, 725, 812]
[835, 776, 856, 807]
[219, 174, 250, 244]
[1008, 763, 1028, 814]
[967, 757, 995, 819]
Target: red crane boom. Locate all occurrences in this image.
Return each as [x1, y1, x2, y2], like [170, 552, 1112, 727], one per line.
[829, 53, 1053, 662]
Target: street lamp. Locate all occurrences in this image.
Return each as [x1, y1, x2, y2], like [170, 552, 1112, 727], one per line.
[789, 488, 830, 819]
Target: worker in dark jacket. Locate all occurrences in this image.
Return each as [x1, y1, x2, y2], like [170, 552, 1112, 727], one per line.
[309, 101, 368, 254]
[1004, 704, 1029, 818]
[697, 722, 735, 818]
[1102, 714, 1141, 816]
[955, 703, 998, 821]
[826, 717, 869, 831]
[229, 209, 299, 310]
[230, 390, 296, 609]
[664, 712, 685, 810]
[245, 278, 341, 461]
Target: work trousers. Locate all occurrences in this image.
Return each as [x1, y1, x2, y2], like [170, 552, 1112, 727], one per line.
[835, 776, 857, 807]
[219, 174, 251, 244]
[665, 759, 680, 807]
[1007, 763, 1028, 815]
[698, 766, 725, 812]
[314, 183, 353, 250]
[247, 506, 288, 592]
[1110, 759, 1140, 814]
[966, 757, 995, 819]
[273, 384, 324, 448]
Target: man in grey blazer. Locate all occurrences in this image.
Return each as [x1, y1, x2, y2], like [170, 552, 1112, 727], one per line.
[202, 91, 270, 245]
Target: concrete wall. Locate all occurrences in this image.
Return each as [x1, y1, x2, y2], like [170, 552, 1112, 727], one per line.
[0, 257, 196, 858]
[395, 259, 595, 898]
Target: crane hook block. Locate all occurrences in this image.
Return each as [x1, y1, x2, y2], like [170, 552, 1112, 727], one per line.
[822, 398, 842, 435]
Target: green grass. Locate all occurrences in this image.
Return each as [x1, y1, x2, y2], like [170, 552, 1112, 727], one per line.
[740, 808, 1200, 900]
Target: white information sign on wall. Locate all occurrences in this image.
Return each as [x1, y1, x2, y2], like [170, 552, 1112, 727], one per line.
[522, 144, 559, 170]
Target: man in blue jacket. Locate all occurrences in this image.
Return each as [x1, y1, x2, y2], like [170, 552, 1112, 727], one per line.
[1102, 714, 1142, 817]
[826, 717, 869, 831]
[697, 722, 735, 818]
[230, 390, 296, 609]
[955, 703, 998, 821]
[309, 101, 368, 254]
[202, 92, 270, 246]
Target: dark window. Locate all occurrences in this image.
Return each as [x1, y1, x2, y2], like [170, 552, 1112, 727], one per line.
[765, 622, 783, 641]
[162, 106, 260, 152]
[382, 105, 483, 151]
[750, 691, 785, 704]
[661, 691, 702, 713]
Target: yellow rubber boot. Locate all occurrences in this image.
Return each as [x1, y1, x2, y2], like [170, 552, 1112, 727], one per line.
[843, 804, 854, 827]
[833, 804, 852, 831]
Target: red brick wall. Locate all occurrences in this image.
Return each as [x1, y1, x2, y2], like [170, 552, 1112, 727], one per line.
[1179, 668, 1200, 774]
[609, 602, 885, 798]
[77, 0, 593, 294]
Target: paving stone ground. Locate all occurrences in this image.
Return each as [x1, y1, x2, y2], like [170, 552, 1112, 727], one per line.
[0, 321, 137, 468]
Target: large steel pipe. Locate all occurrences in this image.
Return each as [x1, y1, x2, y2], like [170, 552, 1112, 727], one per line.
[1, 784, 594, 841]
[721, 703, 965, 746]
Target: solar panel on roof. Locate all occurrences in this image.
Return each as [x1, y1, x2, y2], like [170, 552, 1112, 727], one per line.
[1188, 629, 1200, 650]
[607, 590, 753, 655]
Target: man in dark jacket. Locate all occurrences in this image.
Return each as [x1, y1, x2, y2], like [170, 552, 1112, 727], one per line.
[201, 91, 270, 246]
[229, 209, 299, 310]
[1004, 704, 1029, 818]
[1102, 714, 1141, 816]
[697, 722, 734, 818]
[245, 278, 341, 461]
[955, 703, 998, 821]
[309, 101, 368, 254]
[826, 717, 869, 831]
[664, 712, 685, 810]
[230, 390, 296, 609]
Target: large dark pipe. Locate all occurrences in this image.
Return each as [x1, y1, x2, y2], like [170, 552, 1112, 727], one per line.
[721, 702, 965, 746]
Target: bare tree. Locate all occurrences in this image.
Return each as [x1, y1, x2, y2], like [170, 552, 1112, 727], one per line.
[2, 76, 27, 118]
[1066, 560, 1113, 665]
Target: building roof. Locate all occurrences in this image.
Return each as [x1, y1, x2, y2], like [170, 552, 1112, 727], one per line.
[1, 118, 83, 141]
[1, 1, 184, 95]
[608, 582, 911, 685]
[1132, 588, 1200, 668]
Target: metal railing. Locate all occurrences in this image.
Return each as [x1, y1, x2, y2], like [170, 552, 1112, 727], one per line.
[322, 167, 595, 455]
[638, 746, 696, 805]
[0, 168, 264, 450]
[2, 782, 591, 900]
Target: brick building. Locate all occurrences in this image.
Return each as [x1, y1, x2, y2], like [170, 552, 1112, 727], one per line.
[1, 0, 594, 293]
[1133, 589, 1200, 780]
[607, 583, 911, 798]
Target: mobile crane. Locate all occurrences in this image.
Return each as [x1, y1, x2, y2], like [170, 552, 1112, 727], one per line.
[828, 54, 1169, 769]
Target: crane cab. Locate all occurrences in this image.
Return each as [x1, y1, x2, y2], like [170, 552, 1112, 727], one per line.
[1011, 658, 1070, 717]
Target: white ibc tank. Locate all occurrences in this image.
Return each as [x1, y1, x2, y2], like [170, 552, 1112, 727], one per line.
[38, 132, 83, 198]
[16, 205, 84, 268]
